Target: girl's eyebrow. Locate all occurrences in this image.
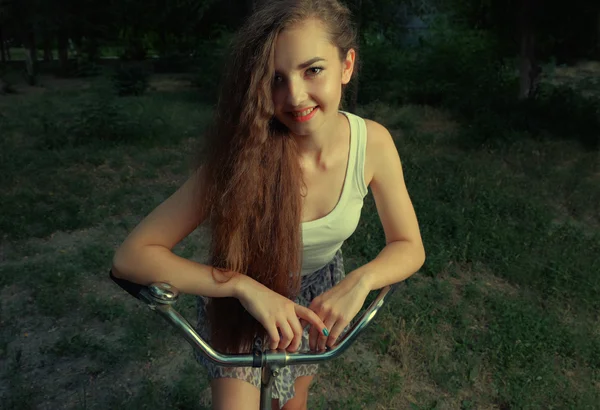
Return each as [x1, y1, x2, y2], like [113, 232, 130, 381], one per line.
[275, 57, 327, 74]
[297, 57, 326, 69]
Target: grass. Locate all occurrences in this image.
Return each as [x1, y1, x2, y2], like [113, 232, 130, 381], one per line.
[0, 72, 599, 409]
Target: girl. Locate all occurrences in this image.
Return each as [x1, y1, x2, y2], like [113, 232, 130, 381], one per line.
[111, 0, 425, 409]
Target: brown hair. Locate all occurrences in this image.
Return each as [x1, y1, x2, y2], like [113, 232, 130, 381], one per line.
[194, 0, 359, 354]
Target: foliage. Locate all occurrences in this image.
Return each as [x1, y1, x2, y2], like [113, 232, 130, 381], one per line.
[448, 79, 600, 151]
[63, 58, 102, 78]
[359, 21, 511, 103]
[31, 92, 150, 149]
[111, 63, 151, 96]
[357, 17, 600, 150]
[0, 65, 17, 94]
[153, 53, 196, 74]
[189, 25, 235, 102]
[1, 0, 599, 150]
[437, 0, 600, 63]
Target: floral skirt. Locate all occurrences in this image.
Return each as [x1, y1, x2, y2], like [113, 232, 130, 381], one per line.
[194, 249, 346, 408]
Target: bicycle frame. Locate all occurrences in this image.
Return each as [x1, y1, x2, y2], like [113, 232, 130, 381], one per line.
[109, 271, 400, 410]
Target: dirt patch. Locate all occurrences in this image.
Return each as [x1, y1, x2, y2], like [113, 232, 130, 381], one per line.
[418, 262, 521, 305]
[0, 288, 110, 403]
[552, 60, 600, 79]
[0, 72, 192, 104]
[414, 106, 459, 135]
[0, 205, 213, 409]
[373, 294, 500, 410]
[1, 75, 92, 98]
[0, 272, 205, 409]
[548, 60, 600, 98]
[149, 74, 193, 92]
[3, 225, 118, 267]
[310, 340, 400, 406]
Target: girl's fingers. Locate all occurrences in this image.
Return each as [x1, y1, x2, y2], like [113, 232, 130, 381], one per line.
[287, 317, 303, 352]
[295, 305, 328, 335]
[308, 322, 319, 351]
[277, 321, 294, 350]
[318, 318, 336, 351]
[325, 319, 347, 349]
[265, 322, 280, 350]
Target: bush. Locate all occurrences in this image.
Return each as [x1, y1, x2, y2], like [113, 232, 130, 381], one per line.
[0, 65, 17, 94]
[359, 20, 600, 151]
[359, 21, 514, 108]
[153, 53, 197, 74]
[0, 78, 16, 95]
[522, 85, 600, 149]
[53, 55, 102, 78]
[70, 60, 102, 78]
[189, 26, 234, 102]
[33, 94, 151, 149]
[112, 63, 151, 96]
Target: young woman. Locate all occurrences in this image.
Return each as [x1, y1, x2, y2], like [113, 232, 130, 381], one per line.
[111, 0, 425, 409]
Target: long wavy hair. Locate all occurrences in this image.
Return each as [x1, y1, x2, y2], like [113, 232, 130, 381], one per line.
[193, 0, 359, 354]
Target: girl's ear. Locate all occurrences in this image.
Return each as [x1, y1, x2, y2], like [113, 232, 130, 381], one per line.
[341, 48, 356, 85]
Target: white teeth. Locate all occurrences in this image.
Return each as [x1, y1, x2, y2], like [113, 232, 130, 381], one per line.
[292, 107, 315, 117]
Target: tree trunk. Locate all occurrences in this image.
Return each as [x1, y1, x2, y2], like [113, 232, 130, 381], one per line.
[597, 10, 600, 58]
[158, 30, 168, 56]
[517, 0, 539, 99]
[43, 35, 53, 62]
[58, 31, 69, 74]
[24, 30, 37, 86]
[348, 0, 362, 112]
[0, 26, 5, 63]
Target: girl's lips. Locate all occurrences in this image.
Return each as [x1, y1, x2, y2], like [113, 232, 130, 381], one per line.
[289, 106, 319, 122]
[291, 106, 316, 113]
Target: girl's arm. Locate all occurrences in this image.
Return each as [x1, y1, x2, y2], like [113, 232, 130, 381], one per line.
[353, 120, 425, 290]
[111, 168, 246, 299]
[112, 245, 246, 299]
[112, 168, 330, 351]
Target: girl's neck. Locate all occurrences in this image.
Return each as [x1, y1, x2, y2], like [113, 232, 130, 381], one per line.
[294, 111, 348, 166]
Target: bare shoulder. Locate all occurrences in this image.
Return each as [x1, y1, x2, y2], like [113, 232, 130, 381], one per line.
[363, 118, 398, 187]
[364, 118, 394, 146]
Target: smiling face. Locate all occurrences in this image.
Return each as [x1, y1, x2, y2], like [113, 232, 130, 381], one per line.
[271, 18, 355, 137]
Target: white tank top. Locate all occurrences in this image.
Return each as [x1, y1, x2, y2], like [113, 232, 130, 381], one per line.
[300, 111, 369, 276]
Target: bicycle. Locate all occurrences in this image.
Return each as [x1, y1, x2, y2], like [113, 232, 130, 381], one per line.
[109, 270, 400, 410]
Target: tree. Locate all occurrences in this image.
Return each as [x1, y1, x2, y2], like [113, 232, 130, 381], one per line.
[437, 0, 600, 98]
[517, 0, 538, 99]
[597, 9, 600, 57]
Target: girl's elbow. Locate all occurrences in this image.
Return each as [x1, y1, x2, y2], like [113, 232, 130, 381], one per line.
[111, 248, 129, 279]
[416, 243, 426, 267]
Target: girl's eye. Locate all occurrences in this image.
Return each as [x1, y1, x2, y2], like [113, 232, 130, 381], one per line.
[273, 67, 324, 85]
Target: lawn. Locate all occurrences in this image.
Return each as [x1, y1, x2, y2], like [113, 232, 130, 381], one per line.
[0, 71, 598, 409]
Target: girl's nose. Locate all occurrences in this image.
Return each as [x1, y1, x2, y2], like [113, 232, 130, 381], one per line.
[286, 77, 308, 107]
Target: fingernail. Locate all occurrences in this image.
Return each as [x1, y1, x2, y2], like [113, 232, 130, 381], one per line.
[323, 328, 329, 336]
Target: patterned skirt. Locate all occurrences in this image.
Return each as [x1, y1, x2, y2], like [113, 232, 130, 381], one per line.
[194, 248, 346, 408]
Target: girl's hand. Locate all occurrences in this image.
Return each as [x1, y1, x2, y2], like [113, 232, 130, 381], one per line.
[304, 276, 371, 351]
[235, 275, 328, 352]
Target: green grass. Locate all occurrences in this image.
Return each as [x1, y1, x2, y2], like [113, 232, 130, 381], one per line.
[0, 75, 599, 409]
[0, 80, 211, 240]
[4, 47, 127, 61]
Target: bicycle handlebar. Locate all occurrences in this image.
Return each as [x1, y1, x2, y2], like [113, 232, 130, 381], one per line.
[109, 270, 400, 368]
